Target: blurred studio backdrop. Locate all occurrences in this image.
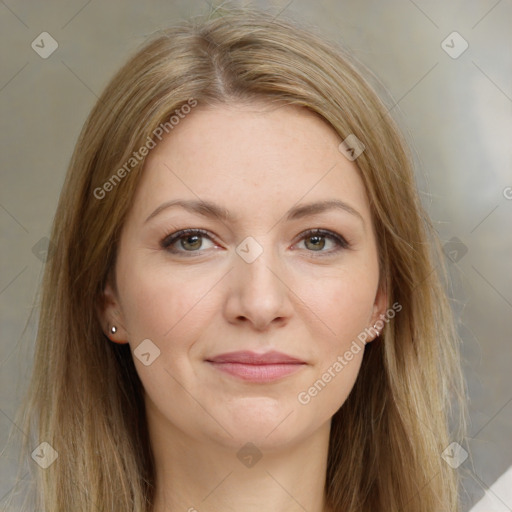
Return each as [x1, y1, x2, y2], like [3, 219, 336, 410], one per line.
[0, 1, 511, 511]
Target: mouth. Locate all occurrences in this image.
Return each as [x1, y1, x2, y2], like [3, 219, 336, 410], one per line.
[205, 350, 307, 383]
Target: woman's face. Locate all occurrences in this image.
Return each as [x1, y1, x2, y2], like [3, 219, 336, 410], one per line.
[103, 102, 386, 450]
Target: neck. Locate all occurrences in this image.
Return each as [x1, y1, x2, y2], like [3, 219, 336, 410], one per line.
[149, 412, 333, 512]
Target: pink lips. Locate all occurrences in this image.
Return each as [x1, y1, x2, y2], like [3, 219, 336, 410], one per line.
[206, 350, 306, 382]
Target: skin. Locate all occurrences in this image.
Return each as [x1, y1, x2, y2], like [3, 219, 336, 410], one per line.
[100, 101, 387, 512]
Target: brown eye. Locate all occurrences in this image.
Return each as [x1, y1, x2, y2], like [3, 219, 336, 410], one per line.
[304, 234, 327, 251]
[180, 234, 203, 251]
[161, 229, 216, 254]
[297, 229, 349, 255]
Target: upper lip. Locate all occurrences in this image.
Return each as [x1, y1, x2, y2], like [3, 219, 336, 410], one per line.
[206, 350, 306, 365]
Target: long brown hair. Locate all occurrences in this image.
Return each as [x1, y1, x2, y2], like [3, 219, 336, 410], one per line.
[8, 6, 465, 511]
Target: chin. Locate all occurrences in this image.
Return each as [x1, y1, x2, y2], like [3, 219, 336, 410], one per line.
[212, 406, 306, 446]
[207, 424, 299, 453]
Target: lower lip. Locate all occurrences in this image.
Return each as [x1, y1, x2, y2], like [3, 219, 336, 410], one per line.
[207, 362, 305, 382]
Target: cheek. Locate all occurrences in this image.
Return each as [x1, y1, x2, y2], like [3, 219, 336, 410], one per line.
[292, 272, 373, 418]
[287, 264, 378, 413]
[116, 255, 221, 347]
[293, 264, 378, 349]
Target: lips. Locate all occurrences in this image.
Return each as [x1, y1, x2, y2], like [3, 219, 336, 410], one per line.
[206, 350, 305, 365]
[206, 350, 306, 383]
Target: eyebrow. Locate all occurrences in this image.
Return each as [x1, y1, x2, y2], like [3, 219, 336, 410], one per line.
[145, 198, 365, 226]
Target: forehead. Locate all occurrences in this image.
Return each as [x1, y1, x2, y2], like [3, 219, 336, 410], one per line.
[131, 102, 371, 225]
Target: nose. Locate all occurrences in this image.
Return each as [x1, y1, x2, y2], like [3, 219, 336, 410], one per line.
[223, 242, 294, 331]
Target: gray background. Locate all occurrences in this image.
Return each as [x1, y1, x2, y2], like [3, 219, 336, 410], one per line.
[1, 1, 511, 510]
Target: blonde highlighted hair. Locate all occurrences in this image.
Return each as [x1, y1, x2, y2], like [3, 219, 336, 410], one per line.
[8, 6, 465, 511]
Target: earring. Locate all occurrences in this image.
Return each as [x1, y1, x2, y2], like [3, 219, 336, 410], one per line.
[110, 326, 117, 334]
[373, 325, 380, 337]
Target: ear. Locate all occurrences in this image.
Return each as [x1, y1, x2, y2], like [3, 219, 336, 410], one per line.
[97, 280, 129, 344]
[367, 282, 389, 342]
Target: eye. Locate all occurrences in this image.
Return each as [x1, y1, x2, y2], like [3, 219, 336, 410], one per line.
[294, 229, 350, 256]
[160, 228, 350, 257]
[161, 229, 217, 255]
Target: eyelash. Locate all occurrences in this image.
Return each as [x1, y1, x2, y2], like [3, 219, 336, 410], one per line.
[160, 228, 350, 257]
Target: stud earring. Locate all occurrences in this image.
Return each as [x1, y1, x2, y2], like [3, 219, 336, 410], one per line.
[110, 326, 117, 334]
[373, 325, 380, 337]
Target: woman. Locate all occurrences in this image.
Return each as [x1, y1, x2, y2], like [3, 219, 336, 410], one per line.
[10, 6, 465, 512]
